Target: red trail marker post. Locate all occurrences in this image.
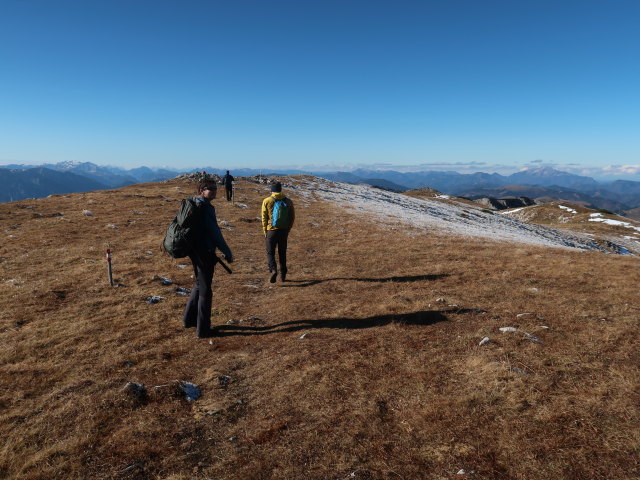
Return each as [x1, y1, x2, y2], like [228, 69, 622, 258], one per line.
[106, 248, 113, 286]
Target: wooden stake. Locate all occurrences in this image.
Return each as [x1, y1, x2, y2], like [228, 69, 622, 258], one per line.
[106, 248, 113, 286]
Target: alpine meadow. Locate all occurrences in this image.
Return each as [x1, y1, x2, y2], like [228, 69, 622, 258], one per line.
[1, 175, 639, 480]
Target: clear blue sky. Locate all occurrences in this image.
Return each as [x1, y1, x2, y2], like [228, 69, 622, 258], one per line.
[1, 0, 639, 177]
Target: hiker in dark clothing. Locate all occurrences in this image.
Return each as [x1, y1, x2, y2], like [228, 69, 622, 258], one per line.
[222, 170, 234, 202]
[183, 179, 233, 338]
[261, 182, 294, 283]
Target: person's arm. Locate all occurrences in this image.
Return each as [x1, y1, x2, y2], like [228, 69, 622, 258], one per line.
[261, 198, 270, 235]
[210, 206, 233, 261]
[289, 199, 295, 230]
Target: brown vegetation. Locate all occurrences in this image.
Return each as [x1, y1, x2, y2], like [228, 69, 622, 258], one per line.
[1, 177, 639, 479]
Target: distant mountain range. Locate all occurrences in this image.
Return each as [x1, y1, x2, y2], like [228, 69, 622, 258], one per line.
[319, 167, 640, 218]
[1, 163, 639, 219]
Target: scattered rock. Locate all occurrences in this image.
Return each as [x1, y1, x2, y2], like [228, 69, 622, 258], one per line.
[175, 287, 190, 296]
[516, 312, 534, 318]
[146, 296, 166, 304]
[479, 337, 491, 346]
[523, 332, 543, 344]
[499, 327, 518, 332]
[120, 462, 145, 473]
[299, 333, 308, 339]
[436, 298, 446, 303]
[153, 275, 173, 285]
[176, 264, 188, 269]
[217, 375, 232, 387]
[123, 382, 146, 400]
[179, 381, 201, 401]
[507, 366, 529, 375]
[82, 209, 94, 217]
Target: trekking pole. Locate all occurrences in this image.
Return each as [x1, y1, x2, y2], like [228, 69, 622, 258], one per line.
[232, 184, 235, 205]
[106, 248, 113, 286]
[217, 257, 233, 274]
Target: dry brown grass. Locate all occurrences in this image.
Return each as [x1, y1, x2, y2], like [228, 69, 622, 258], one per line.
[1, 177, 639, 480]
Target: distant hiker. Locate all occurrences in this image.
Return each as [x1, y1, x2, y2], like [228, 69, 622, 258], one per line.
[222, 170, 235, 202]
[261, 181, 295, 283]
[183, 179, 233, 338]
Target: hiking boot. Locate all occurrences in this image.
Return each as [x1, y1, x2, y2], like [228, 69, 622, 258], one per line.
[280, 272, 287, 282]
[197, 328, 218, 339]
[269, 271, 277, 283]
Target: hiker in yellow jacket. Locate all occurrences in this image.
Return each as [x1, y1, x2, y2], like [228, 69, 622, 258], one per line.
[261, 182, 295, 283]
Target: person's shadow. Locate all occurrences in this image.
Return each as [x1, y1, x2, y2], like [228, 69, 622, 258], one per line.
[281, 273, 449, 288]
[214, 306, 487, 337]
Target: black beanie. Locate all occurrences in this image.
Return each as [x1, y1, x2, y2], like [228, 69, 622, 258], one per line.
[271, 182, 282, 192]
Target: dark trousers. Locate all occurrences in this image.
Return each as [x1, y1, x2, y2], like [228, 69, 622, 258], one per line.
[225, 186, 232, 201]
[265, 229, 289, 274]
[183, 253, 215, 337]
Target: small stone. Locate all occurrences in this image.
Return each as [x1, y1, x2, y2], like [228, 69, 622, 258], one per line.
[524, 332, 543, 344]
[499, 327, 518, 333]
[516, 312, 534, 318]
[146, 296, 166, 304]
[153, 275, 173, 285]
[179, 381, 201, 401]
[123, 382, 146, 399]
[436, 298, 446, 303]
[479, 337, 491, 346]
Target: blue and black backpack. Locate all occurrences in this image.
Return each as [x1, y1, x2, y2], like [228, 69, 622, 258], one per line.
[271, 198, 291, 229]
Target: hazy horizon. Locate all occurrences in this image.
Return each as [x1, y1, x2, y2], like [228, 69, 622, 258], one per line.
[2, 159, 639, 181]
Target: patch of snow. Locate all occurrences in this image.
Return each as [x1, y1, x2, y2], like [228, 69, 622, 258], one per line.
[435, 194, 450, 199]
[501, 207, 526, 214]
[559, 205, 577, 214]
[296, 178, 629, 254]
[588, 217, 640, 232]
[590, 213, 603, 217]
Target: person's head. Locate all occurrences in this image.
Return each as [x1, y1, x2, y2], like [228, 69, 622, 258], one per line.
[226, 170, 230, 174]
[197, 179, 218, 198]
[271, 182, 282, 193]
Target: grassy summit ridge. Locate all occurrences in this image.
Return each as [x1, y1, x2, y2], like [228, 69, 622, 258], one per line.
[1, 177, 638, 480]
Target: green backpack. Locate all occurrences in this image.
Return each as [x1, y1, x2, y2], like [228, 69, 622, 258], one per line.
[162, 198, 197, 258]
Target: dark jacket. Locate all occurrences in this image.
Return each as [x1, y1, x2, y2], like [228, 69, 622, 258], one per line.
[191, 196, 232, 260]
[222, 174, 234, 188]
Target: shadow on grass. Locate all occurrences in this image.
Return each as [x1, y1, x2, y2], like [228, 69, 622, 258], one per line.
[215, 309, 457, 336]
[281, 273, 449, 288]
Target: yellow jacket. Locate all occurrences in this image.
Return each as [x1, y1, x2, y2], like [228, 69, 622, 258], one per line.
[262, 192, 295, 234]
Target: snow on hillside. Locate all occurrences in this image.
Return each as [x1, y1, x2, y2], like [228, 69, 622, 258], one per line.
[293, 177, 625, 254]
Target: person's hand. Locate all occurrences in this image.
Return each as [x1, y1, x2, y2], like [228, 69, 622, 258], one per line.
[225, 255, 234, 264]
